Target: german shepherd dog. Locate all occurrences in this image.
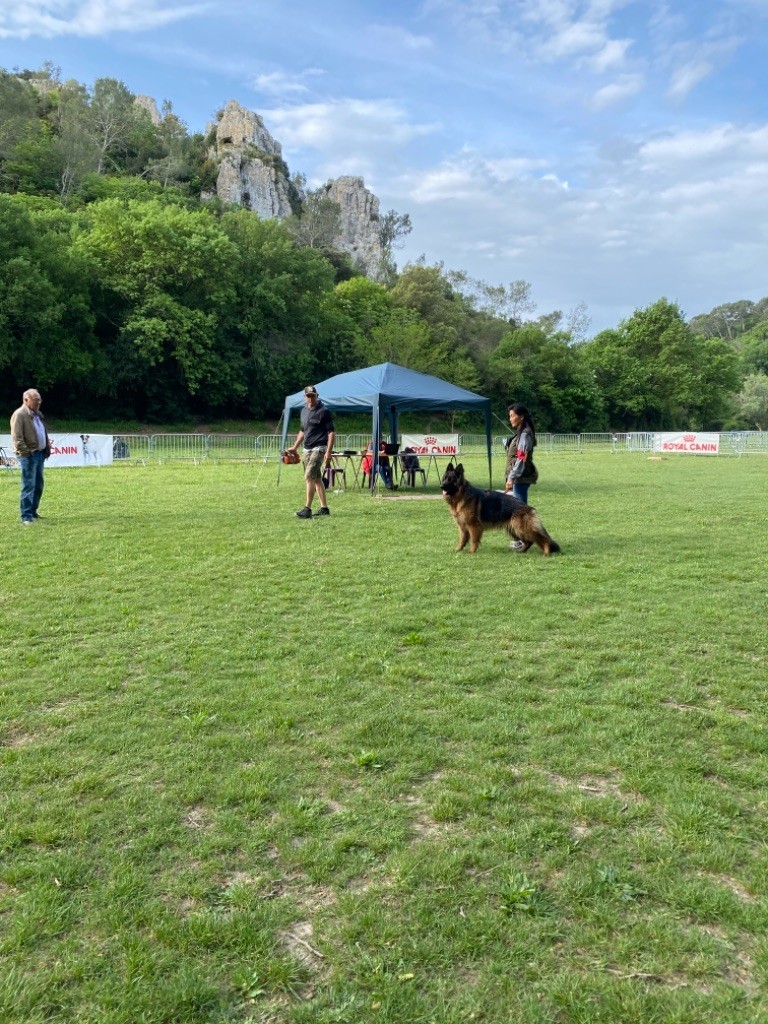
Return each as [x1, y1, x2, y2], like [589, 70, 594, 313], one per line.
[440, 463, 561, 555]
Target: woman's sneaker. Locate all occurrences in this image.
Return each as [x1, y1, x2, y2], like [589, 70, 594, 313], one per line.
[315, 507, 330, 516]
[295, 506, 312, 519]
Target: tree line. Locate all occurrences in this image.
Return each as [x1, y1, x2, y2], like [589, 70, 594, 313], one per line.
[2, 65, 767, 430]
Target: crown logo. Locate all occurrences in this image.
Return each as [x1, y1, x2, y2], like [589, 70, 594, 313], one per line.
[683, 434, 695, 442]
[425, 435, 437, 444]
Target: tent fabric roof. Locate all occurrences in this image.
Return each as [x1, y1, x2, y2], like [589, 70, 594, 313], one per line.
[283, 362, 490, 414]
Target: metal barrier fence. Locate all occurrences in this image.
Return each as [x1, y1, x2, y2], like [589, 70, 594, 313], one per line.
[107, 431, 768, 464]
[208, 434, 263, 460]
[719, 431, 768, 455]
[112, 435, 152, 462]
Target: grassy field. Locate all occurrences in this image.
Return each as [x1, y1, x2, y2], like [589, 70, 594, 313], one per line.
[1, 452, 767, 1024]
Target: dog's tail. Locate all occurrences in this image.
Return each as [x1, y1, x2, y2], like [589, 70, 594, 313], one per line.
[530, 512, 561, 555]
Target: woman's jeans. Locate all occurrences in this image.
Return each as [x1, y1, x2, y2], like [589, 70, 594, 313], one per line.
[19, 450, 45, 521]
[512, 481, 530, 504]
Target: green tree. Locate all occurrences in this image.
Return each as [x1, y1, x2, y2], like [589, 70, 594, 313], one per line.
[390, 263, 480, 390]
[376, 208, 412, 283]
[689, 298, 768, 341]
[286, 187, 342, 249]
[326, 276, 392, 357]
[145, 101, 191, 189]
[0, 70, 60, 194]
[220, 210, 339, 416]
[89, 77, 160, 176]
[475, 278, 536, 325]
[0, 194, 98, 408]
[734, 374, 768, 430]
[52, 78, 100, 201]
[77, 198, 238, 414]
[737, 322, 768, 376]
[583, 298, 739, 429]
[486, 324, 604, 431]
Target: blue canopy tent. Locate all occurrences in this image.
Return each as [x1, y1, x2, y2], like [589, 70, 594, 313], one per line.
[279, 362, 493, 487]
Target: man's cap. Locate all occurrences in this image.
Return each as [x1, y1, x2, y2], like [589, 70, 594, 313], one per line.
[304, 386, 318, 397]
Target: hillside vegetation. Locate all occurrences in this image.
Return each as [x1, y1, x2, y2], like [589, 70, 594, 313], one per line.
[2, 65, 767, 430]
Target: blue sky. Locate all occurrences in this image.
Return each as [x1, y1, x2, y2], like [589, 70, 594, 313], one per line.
[2, 0, 768, 334]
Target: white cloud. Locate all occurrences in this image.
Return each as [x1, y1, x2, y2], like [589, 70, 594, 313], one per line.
[0, 0, 206, 39]
[665, 60, 715, 101]
[381, 119, 768, 329]
[263, 99, 439, 181]
[540, 18, 608, 59]
[250, 68, 324, 98]
[411, 164, 482, 203]
[587, 36, 632, 72]
[639, 123, 768, 167]
[590, 73, 644, 109]
[484, 155, 550, 180]
[369, 24, 434, 51]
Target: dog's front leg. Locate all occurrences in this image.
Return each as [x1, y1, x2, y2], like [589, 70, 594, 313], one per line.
[456, 527, 470, 552]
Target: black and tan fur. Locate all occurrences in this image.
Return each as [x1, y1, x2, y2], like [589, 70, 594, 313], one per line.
[440, 463, 561, 555]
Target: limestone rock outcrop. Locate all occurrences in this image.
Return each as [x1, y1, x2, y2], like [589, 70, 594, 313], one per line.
[135, 95, 162, 126]
[215, 99, 282, 157]
[321, 176, 383, 278]
[207, 101, 385, 276]
[211, 100, 293, 219]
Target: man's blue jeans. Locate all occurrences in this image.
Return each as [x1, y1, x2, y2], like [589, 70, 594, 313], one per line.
[19, 450, 45, 522]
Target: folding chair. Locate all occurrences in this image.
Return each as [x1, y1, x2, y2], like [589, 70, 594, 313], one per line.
[324, 464, 346, 489]
[399, 450, 426, 488]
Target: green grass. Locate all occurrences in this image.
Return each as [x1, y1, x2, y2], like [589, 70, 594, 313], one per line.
[1, 453, 767, 1023]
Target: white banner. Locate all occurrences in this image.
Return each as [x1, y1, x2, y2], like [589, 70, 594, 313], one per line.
[401, 433, 459, 456]
[653, 432, 720, 454]
[0, 433, 113, 467]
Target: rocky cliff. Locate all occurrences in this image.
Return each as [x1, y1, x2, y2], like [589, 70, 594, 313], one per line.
[210, 100, 293, 219]
[207, 101, 384, 276]
[134, 94, 162, 126]
[320, 176, 383, 278]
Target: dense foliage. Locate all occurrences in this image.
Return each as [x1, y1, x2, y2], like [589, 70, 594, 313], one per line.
[1, 65, 765, 429]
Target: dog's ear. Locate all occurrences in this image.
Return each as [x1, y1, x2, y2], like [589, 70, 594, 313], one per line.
[456, 463, 464, 475]
[446, 462, 454, 471]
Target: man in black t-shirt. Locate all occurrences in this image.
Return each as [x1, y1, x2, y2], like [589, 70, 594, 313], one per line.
[286, 386, 335, 518]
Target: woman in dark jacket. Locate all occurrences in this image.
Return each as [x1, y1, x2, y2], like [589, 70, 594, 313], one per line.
[505, 403, 539, 504]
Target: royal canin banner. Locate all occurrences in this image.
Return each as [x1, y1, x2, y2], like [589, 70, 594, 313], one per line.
[653, 432, 720, 454]
[0, 433, 113, 467]
[401, 433, 459, 456]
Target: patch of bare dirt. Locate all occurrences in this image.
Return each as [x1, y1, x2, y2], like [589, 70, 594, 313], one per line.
[704, 873, 756, 903]
[1, 728, 36, 747]
[223, 871, 261, 888]
[576, 775, 640, 801]
[686, 921, 759, 994]
[661, 698, 703, 712]
[527, 766, 644, 807]
[182, 805, 213, 830]
[411, 815, 445, 839]
[279, 921, 324, 971]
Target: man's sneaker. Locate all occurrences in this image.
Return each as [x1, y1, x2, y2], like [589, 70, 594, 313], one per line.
[315, 506, 330, 516]
[295, 506, 313, 519]
[510, 540, 525, 551]
[33, 513, 43, 520]
[21, 519, 34, 526]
